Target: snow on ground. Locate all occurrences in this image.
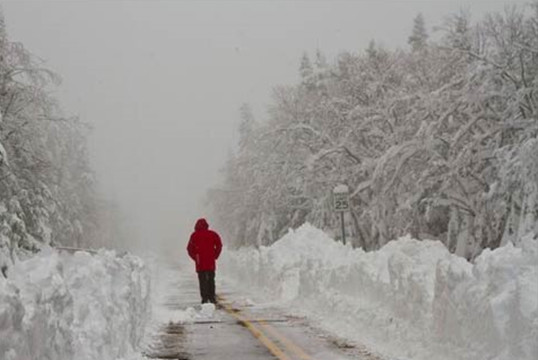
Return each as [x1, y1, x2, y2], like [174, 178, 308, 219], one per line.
[0, 248, 150, 360]
[221, 223, 538, 360]
[141, 259, 218, 330]
[139, 258, 216, 339]
[139, 259, 219, 358]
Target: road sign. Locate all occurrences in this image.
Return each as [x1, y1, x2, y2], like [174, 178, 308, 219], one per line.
[333, 184, 349, 245]
[333, 193, 349, 212]
[333, 185, 349, 212]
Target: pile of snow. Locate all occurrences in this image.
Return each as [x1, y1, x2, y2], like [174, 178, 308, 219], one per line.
[150, 295, 218, 325]
[221, 223, 538, 360]
[0, 248, 150, 360]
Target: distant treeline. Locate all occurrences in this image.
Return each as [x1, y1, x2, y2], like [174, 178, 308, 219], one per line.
[209, 3, 538, 259]
[0, 9, 120, 266]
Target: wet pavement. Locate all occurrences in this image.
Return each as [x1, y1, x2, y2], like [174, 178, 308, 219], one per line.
[144, 264, 382, 360]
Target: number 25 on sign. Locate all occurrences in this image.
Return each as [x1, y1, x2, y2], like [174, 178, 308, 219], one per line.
[332, 184, 349, 245]
[333, 193, 349, 212]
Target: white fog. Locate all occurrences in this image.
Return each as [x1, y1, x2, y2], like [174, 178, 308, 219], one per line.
[1, 1, 536, 360]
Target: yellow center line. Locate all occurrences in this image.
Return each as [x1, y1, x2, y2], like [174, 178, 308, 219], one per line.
[258, 319, 313, 360]
[218, 298, 292, 360]
[217, 295, 314, 360]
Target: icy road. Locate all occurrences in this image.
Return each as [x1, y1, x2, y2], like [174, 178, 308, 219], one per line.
[143, 263, 381, 360]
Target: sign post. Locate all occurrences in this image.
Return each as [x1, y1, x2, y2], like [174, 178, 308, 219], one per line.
[333, 184, 349, 245]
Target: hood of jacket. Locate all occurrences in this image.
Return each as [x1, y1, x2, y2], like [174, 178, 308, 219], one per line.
[194, 218, 209, 231]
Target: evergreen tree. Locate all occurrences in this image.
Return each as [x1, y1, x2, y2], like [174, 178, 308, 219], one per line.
[408, 13, 428, 51]
[299, 52, 314, 89]
[238, 103, 255, 151]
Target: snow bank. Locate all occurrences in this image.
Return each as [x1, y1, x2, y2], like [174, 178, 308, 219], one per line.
[0, 248, 150, 360]
[221, 223, 538, 360]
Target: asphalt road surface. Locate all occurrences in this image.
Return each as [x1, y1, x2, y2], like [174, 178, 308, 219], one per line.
[144, 264, 382, 360]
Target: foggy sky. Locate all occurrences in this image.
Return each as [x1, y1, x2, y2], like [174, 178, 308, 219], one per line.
[2, 0, 527, 252]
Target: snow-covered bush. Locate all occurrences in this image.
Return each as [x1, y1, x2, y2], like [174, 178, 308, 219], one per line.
[0, 248, 150, 360]
[222, 223, 538, 360]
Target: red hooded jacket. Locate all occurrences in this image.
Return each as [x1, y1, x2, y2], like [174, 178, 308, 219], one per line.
[187, 218, 222, 272]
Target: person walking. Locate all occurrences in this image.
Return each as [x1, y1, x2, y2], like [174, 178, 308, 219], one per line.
[187, 218, 223, 304]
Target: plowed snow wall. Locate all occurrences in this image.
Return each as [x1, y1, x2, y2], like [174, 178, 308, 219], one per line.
[222, 224, 538, 360]
[0, 249, 150, 360]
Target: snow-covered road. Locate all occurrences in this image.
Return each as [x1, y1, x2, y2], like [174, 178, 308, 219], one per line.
[143, 262, 379, 360]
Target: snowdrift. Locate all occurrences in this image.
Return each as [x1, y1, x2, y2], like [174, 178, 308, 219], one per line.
[221, 223, 538, 360]
[0, 248, 150, 360]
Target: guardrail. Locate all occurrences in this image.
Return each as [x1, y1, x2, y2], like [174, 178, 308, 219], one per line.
[54, 246, 99, 254]
[53, 246, 129, 258]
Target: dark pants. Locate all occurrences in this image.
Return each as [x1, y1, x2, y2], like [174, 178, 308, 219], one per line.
[197, 271, 216, 304]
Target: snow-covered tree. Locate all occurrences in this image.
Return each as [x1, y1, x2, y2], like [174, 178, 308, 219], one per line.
[209, 3, 538, 258]
[408, 13, 428, 52]
[0, 7, 104, 268]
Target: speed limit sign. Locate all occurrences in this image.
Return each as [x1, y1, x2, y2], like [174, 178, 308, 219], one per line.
[333, 184, 349, 245]
[333, 185, 349, 212]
